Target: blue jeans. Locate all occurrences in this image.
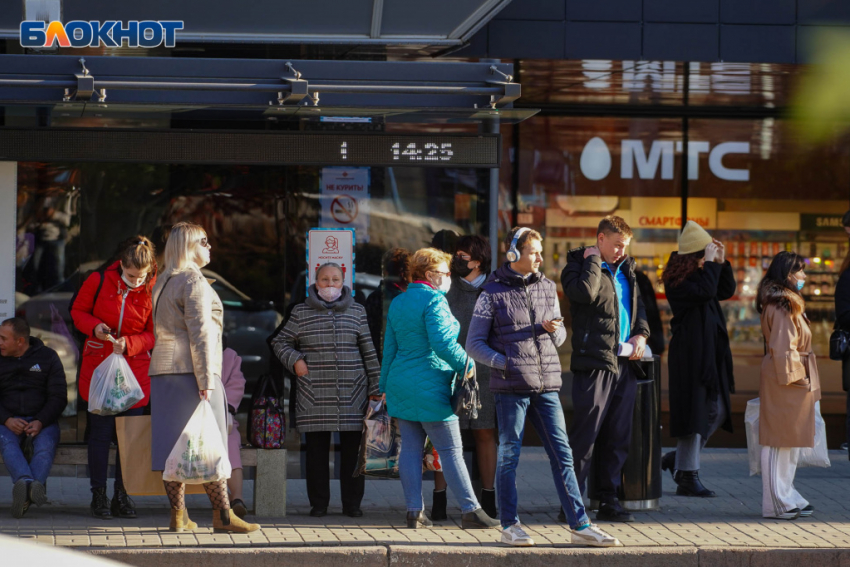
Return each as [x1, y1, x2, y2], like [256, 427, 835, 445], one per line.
[495, 391, 590, 530]
[0, 418, 60, 485]
[397, 418, 479, 514]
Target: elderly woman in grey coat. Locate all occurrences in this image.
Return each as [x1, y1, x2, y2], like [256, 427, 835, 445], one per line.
[149, 222, 259, 534]
[272, 263, 381, 518]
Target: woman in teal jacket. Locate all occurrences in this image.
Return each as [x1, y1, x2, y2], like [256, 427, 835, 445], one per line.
[380, 248, 498, 531]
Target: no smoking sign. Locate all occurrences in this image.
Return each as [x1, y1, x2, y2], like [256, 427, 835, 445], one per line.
[330, 195, 359, 224]
[321, 167, 370, 241]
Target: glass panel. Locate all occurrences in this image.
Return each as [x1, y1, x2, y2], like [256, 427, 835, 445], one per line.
[12, 159, 491, 451]
[687, 118, 850, 427]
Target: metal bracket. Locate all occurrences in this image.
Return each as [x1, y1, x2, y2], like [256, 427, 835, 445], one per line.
[69, 57, 107, 102]
[278, 62, 309, 105]
[486, 65, 519, 108]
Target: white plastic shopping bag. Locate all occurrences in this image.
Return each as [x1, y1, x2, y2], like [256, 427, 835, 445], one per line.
[88, 353, 144, 416]
[163, 400, 232, 484]
[744, 398, 761, 476]
[799, 402, 830, 469]
[745, 398, 830, 476]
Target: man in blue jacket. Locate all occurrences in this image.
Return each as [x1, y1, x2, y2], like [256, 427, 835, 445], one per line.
[0, 318, 67, 518]
[560, 216, 650, 523]
[467, 227, 621, 548]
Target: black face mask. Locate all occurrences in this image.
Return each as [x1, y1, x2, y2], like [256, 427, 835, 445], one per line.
[451, 255, 474, 278]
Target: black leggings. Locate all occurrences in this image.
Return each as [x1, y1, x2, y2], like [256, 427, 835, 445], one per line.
[88, 406, 144, 492]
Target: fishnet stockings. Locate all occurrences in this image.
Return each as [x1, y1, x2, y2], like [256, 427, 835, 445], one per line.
[163, 481, 185, 510]
[203, 480, 231, 511]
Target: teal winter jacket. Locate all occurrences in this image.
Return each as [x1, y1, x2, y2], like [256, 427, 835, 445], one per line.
[379, 283, 470, 422]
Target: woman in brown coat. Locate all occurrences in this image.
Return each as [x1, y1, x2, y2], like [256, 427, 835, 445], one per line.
[756, 251, 821, 520]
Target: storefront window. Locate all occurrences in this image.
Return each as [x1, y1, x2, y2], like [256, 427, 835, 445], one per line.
[687, 119, 850, 415]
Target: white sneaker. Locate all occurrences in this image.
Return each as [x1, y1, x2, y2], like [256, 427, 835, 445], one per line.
[501, 522, 535, 546]
[571, 523, 622, 547]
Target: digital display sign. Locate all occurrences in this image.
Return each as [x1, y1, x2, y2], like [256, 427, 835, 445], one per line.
[0, 129, 501, 168]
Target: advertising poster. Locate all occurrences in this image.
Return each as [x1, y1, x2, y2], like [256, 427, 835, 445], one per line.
[320, 166, 370, 242]
[306, 228, 355, 297]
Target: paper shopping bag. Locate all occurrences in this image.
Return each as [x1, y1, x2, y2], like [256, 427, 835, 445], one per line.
[116, 415, 204, 496]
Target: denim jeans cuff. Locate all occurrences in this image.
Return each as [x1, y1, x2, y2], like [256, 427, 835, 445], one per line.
[573, 519, 591, 530]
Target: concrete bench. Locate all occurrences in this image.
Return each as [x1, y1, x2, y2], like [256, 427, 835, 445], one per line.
[0, 445, 288, 518]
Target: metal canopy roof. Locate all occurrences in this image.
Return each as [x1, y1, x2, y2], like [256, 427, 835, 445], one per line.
[0, 54, 521, 110]
[1, 0, 512, 54]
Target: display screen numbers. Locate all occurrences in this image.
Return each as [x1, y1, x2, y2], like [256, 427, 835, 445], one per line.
[389, 142, 454, 162]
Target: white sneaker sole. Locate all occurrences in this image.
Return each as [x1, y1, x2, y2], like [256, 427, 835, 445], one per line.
[502, 538, 535, 547]
[572, 536, 623, 547]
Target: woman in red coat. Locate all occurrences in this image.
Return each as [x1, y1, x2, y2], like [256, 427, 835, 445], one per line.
[71, 237, 156, 520]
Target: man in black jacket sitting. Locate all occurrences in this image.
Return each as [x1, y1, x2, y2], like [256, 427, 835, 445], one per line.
[0, 318, 67, 518]
[560, 216, 650, 523]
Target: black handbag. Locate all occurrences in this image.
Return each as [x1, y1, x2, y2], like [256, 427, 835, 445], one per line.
[830, 325, 850, 361]
[451, 358, 481, 419]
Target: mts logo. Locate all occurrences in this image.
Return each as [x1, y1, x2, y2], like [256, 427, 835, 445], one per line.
[580, 137, 750, 182]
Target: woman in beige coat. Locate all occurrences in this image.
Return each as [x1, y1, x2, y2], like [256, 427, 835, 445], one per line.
[150, 222, 259, 534]
[756, 251, 821, 520]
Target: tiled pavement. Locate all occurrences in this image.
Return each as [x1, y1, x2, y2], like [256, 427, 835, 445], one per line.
[2, 448, 850, 549]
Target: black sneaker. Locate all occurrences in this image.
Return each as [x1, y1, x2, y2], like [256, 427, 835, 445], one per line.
[309, 506, 327, 517]
[11, 480, 30, 519]
[799, 505, 814, 518]
[29, 480, 47, 507]
[596, 501, 634, 523]
[557, 508, 567, 523]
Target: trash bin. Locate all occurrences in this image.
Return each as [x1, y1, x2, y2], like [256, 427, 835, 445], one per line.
[588, 355, 662, 511]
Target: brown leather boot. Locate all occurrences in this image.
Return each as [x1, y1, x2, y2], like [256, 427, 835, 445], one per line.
[169, 509, 199, 532]
[212, 509, 260, 534]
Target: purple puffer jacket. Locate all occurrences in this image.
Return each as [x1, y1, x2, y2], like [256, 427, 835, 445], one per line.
[481, 264, 564, 394]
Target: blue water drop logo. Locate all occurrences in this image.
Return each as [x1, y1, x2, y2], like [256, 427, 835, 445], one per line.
[580, 137, 612, 181]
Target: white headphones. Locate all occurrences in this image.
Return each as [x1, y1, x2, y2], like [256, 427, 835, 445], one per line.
[506, 227, 531, 263]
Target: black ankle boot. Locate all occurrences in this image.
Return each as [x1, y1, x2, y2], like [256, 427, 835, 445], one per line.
[111, 487, 137, 519]
[661, 450, 676, 479]
[673, 470, 716, 497]
[91, 487, 113, 519]
[480, 489, 497, 519]
[430, 490, 447, 521]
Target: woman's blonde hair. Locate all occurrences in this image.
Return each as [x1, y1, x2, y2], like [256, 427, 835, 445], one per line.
[163, 222, 206, 273]
[409, 248, 452, 282]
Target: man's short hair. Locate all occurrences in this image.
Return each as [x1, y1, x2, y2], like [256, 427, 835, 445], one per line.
[597, 216, 633, 239]
[456, 235, 492, 274]
[504, 227, 543, 254]
[1, 318, 30, 340]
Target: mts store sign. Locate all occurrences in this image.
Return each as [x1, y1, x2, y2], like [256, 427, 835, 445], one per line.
[580, 137, 750, 182]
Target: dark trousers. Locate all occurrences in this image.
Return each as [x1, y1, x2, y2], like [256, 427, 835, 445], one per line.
[88, 407, 144, 492]
[304, 430, 365, 509]
[569, 358, 637, 502]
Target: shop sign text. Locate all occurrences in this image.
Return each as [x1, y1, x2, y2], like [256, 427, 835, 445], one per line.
[580, 137, 750, 182]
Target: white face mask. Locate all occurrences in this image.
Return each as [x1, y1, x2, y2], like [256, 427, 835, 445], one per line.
[434, 276, 452, 295]
[318, 285, 342, 303]
[121, 273, 144, 289]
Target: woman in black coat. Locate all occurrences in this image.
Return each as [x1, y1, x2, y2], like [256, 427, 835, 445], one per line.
[661, 221, 736, 497]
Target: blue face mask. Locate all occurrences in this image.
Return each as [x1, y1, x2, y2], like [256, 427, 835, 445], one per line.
[795, 279, 805, 291]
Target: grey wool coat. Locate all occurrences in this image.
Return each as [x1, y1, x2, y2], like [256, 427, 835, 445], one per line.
[271, 286, 381, 433]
